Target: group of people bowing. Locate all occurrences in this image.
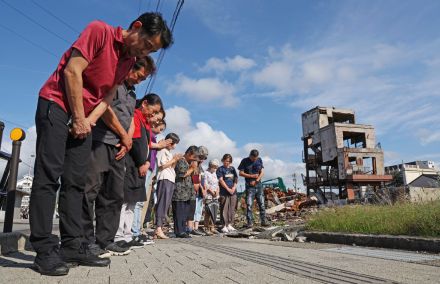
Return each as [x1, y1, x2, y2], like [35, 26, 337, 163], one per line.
[28, 11, 268, 277]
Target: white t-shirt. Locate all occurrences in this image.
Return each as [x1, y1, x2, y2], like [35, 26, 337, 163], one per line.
[205, 170, 219, 200]
[156, 148, 175, 182]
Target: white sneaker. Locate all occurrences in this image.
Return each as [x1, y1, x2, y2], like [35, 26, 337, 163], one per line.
[221, 226, 229, 233]
[227, 225, 236, 231]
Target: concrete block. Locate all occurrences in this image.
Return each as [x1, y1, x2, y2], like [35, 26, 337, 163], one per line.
[0, 232, 32, 255]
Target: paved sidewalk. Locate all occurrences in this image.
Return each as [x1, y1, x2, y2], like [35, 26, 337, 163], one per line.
[0, 236, 439, 283]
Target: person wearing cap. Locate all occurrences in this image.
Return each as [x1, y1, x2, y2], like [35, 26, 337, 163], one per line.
[204, 159, 220, 235]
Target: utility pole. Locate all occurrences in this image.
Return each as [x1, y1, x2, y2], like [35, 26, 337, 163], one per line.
[0, 121, 4, 149]
[292, 173, 297, 193]
[28, 154, 35, 176]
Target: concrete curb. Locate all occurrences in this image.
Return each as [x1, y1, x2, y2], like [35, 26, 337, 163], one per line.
[0, 232, 33, 255]
[303, 231, 440, 253]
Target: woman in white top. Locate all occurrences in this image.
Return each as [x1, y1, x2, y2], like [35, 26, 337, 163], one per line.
[154, 133, 182, 239]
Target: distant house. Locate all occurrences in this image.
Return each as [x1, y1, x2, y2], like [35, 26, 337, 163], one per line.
[385, 161, 440, 202]
[407, 174, 440, 202]
[16, 174, 33, 195]
[385, 160, 438, 185]
[409, 174, 440, 188]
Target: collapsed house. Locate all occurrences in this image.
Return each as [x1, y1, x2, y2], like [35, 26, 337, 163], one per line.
[301, 106, 392, 202]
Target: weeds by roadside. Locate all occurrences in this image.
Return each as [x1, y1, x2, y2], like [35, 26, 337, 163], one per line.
[306, 200, 440, 237]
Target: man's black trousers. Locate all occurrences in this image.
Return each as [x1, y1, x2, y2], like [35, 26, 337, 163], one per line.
[82, 141, 125, 248]
[29, 98, 92, 253]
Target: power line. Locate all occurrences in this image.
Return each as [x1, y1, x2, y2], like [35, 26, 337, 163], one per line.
[30, 0, 80, 34]
[145, 0, 184, 94]
[0, 23, 58, 58]
[155, 0, 161, 12]
[170, 0, 184, 31]
[0, 0, 70, 44]
[0, 116, 31, 130]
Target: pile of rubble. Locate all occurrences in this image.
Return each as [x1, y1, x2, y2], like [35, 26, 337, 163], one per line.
[226, 188, 320, 242]
[263, 188, 319, 223]
[225, 224, 308, 243]
[265, 188, 318, 212]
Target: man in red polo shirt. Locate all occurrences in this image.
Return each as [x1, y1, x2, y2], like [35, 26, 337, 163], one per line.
[29, 12, 173, 276]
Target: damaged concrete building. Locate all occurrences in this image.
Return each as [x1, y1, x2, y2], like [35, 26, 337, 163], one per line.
[301, 106, 392, 202]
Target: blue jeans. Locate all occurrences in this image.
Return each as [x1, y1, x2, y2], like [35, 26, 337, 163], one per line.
[132, 170, 153, 237]
[245, 183, 266, 225]
[194, 197, 203, 222]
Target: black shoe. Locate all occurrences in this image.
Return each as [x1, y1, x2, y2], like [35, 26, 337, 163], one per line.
[242, 223, 253, 229]
[133, 235, 155, 245]
[189, 230, 204, 236]
[34, 247, 69, 276]
[196, 229, 207, 236]
[88, 243, 111, 258]
[60, 243, 111, 267]
[116, 239, 144, 249]
[105, 242, 131, 256]
[261, 221, 271, 227]
[175, 232, 191, 238]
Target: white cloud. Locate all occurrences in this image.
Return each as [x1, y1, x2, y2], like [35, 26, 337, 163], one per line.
[417, 129, 440, 145]
[165, 105, 239, 160]
[260, 156, 305, 188]
[247, 41, 440, 148]
[181, 122, 239, 160]
[302, 61, 333, 84]
[200, 55, 256, 73]
[164, 106, 192, 134]
[165, 106, 302, 189]
[253, 61, 294, 93]
[167, 74, 239, 107]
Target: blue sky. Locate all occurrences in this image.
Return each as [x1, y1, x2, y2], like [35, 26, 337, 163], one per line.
[1, 0, 440, 187]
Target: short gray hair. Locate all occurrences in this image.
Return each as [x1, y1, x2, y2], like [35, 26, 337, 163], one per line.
[197, 146, 209, 160]
[209, 159, 219, 168]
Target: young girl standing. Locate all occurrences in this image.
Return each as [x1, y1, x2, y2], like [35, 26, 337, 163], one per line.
[216, 154, 238, 233]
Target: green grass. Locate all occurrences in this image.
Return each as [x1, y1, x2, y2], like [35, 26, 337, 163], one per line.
[306, 200, 440, 237]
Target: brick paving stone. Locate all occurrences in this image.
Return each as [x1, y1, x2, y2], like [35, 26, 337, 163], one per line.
[1, 236, 439, 283]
